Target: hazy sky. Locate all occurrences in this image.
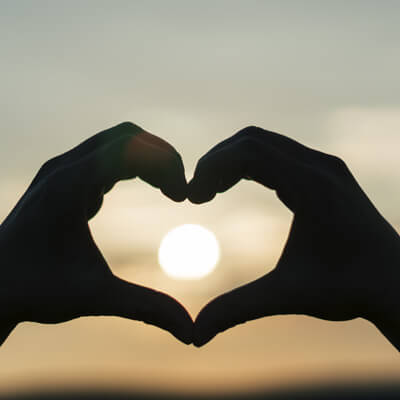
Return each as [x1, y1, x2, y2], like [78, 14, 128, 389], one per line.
[0, 0, 399, 395]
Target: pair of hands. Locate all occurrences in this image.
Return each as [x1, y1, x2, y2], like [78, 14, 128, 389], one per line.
[0, 123, 399, 349]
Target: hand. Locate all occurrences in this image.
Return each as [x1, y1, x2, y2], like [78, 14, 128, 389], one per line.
[189, 126, 400, 349]
[0, 122, 193, 345]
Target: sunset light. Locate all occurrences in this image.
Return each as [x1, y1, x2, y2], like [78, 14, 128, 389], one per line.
[158, 224, 220, 279]
[1, 1, 400, 396]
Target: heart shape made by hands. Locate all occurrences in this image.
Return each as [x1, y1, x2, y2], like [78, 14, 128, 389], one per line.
[0, 122, 398, 350]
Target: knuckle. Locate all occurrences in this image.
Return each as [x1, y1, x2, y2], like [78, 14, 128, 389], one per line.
[31, 156, 62, 187]
[324, 154, 350, 175]
[327, 154, 345, 167]
[117, 121, 142, 135]
[244, 125, 261, 134]
[238, 125, 263, 137]
[37, 157, 59, 177]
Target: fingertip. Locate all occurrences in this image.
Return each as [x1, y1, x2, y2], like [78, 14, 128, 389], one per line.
[177, 303, 195, 343]
[193, 287, 254, 346]
[176, 317, 194, 345]
[193, 306, 220, 347]
[187, 195, 211, 205]
[187, 194, 205, 204]
[193, 336, 212, 348]
[106, 278, 194, 345]
[160, 153, 188, 202]
[117, 121, 144, 135]
[187, 179, 216, 204]
[193, 323, 216, 347]
[159, 296, 194, 345]
[161, 182, 188, 202]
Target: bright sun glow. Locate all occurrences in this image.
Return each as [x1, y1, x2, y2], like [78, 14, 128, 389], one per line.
[159, 224, 220, 280]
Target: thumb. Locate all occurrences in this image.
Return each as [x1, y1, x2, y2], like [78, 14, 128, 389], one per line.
[99, 277, 193, 345]
[194, 269, 297, 347]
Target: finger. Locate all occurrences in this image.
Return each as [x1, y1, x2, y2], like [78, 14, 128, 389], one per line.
[188, 142, 245, 204]
[138, 129, 183, 156]
[206, 126, 329, 164]
[124, 133, 187, 202]
[58, 122, 142, 163]
[62, 132, 187, 204]
[32, 122, 141, 186]
[193, 270, 297, 347]
[188, 135, 310, 211]
[99, 277, 193, 344]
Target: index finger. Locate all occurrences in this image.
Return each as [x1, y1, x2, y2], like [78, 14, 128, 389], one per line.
[124, 132, 187, 202]
[60, 127, 187, 203]
[188, 134, 310, 212]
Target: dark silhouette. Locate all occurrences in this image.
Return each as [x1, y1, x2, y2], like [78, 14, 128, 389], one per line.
[0, 123, 399, 351]
[0, 122, 193, 345]
[188, 126, 400, 349]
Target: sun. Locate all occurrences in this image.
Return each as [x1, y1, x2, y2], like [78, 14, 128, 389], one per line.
[158, 224, 220, 280]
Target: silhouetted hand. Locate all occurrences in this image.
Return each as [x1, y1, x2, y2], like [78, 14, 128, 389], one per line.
[189, 126, 400, 349]
[0, 122, 193, 345]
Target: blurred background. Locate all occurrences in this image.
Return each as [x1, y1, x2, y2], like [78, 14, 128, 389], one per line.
[0, 0, 399, 397]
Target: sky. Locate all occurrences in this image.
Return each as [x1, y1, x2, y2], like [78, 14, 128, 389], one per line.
[0, 0, 400, 395]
